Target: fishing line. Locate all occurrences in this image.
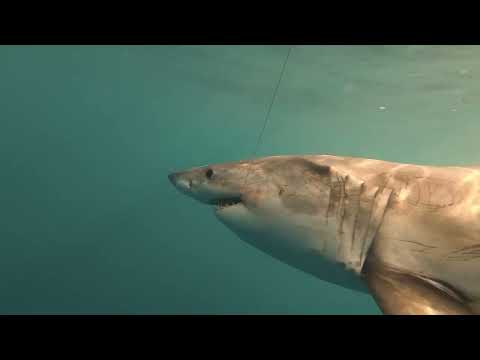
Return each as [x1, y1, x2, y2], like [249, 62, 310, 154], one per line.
[243, 46, 292, 185]
[252, 46, 292, 157]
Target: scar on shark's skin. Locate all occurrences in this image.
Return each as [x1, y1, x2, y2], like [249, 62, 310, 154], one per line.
[394, 239, 438, 255]
[451, 244, 480, 253]
[169, 154, 480, 314]
[397, 239, 437, 249]
[446, 244, 480, 261]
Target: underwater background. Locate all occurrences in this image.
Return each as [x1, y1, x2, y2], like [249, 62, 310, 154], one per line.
[1, 45, 480, 314]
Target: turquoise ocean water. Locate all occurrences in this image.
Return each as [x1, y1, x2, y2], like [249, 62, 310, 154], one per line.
[1, 45, 480, 314]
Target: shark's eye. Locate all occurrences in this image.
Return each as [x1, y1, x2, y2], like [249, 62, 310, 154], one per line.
[206, 168, 214, 179]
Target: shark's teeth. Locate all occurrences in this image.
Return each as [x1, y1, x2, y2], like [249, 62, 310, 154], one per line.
[214, 197, 242, 209]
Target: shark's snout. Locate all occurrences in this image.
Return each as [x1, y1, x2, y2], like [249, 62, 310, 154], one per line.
[168, 172, 179, 186]
[168, 172, 192, 195]
[168, 167, 245, 211]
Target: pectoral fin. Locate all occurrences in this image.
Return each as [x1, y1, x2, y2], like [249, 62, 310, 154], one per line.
[363, 261, 473, 315]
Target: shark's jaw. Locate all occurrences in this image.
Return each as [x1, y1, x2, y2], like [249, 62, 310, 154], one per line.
[209, 196, 243, 213]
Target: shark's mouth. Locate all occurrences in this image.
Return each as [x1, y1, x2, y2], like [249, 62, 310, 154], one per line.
[210, 196, 243, 211]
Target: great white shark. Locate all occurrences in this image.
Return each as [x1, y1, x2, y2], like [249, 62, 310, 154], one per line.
[168, 154, 480, 315]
